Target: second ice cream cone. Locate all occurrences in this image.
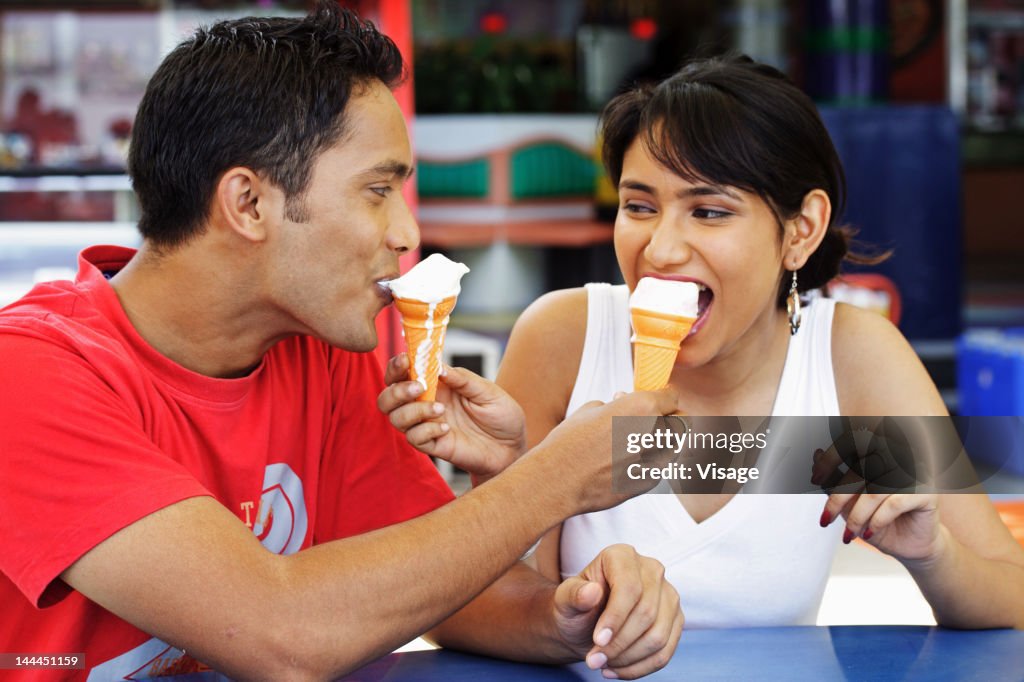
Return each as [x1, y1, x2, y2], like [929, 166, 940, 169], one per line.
[394, 295, 458, 402]
[631, 308, 695, 391]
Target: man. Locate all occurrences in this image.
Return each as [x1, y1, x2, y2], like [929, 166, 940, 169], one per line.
[0, 4, 681, 680]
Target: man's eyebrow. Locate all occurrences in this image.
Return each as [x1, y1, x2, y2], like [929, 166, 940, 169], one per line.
[356, 161, 415, 180]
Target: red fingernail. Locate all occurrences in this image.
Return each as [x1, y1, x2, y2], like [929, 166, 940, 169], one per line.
[842, 528, 854, 544]
[819, 509, 831, 527]
[863, 527, 873, 541]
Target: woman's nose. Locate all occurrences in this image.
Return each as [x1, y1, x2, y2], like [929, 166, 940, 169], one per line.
[643, 219, 692, 269]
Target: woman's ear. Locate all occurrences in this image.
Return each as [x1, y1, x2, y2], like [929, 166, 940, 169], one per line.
[213, 167, 281, 244]
[783, 189, 831, 270]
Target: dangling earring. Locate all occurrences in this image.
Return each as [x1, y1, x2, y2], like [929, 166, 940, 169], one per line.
[786, 269, 801, 335]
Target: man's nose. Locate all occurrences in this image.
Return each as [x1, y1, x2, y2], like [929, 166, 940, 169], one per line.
[387, 193, 420, 254]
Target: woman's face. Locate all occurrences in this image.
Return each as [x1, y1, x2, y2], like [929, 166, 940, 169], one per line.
[614, 137, 788, 368]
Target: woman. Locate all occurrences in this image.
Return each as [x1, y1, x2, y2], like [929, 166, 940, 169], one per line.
[495, 55, 1024, 630]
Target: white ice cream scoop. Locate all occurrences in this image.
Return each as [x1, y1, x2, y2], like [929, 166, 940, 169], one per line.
[630, 277, 700, 318]
[385, 253, 470, 302]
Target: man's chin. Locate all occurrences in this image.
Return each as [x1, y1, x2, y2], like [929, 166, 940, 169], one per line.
[323, 331, 378, 354]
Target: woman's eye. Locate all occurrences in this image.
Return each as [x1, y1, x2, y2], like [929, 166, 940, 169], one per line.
[694, 208, 731, 219]
[370, 186, 392, 197]
[623, 202, 655, 215]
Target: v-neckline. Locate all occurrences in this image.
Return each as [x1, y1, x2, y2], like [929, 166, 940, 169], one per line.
[669, 325, 799, 525]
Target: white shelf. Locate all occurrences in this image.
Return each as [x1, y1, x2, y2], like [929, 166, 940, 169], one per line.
[0, 222, 139, 247]
[0, 175, 132, 193]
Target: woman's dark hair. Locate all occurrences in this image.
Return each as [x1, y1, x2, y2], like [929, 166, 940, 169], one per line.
[128, 1, 405, 249]
[601, 54, 884, 306]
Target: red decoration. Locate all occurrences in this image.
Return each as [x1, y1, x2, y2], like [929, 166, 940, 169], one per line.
[630, 17, 657, 41]
[480, 12, 507, 34]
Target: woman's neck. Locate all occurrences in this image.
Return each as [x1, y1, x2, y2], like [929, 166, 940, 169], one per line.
[669, 308, 792, 416]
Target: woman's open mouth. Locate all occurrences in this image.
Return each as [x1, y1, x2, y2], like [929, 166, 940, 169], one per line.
[689, 284, 714, 336]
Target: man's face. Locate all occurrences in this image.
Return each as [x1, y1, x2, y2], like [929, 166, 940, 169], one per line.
[265, 79, 417, 351]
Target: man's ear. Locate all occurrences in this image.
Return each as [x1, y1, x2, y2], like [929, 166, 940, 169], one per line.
[214, 167, 281, 243]
[783, 189, 831, 270]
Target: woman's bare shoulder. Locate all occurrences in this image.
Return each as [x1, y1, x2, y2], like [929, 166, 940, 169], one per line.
[831, 302, 946, 415]
[497, 287, 589, 418]
[513, 286, 589, 341]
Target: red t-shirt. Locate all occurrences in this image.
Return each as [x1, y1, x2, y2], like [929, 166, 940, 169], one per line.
[0, 245, 454, 680]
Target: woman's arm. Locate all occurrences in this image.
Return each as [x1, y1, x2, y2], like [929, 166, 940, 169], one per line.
[497, 287, 590, 582]
[831, 303, 1024, 628]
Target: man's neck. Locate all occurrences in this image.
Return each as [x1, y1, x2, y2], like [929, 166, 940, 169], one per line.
[109, 241, 288, 378]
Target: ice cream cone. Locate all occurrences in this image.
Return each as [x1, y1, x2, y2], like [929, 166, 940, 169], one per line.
[394, 295, 458, 402]
[631, 308, 696, 391]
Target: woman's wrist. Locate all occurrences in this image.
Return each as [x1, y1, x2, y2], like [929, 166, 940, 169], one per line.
[897, 523, 954, 574]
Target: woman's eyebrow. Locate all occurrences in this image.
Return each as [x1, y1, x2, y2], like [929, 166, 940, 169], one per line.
[619, 178, 741, 201]
[677, 184, 741, 201]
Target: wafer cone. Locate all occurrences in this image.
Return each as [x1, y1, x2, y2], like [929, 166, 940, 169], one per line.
[631, 308, 696, 391]
[394, 295, 458, 402]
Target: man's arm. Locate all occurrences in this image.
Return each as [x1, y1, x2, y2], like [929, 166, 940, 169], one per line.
[379, 290, 682, 679]
[62, 389, 678, 681]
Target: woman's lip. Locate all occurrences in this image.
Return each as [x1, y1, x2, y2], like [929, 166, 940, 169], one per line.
[641, 272, 710, 288]
[689, 297, 713, 335]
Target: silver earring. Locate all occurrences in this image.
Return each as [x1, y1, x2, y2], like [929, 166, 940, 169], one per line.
[786, 270, 801, 335]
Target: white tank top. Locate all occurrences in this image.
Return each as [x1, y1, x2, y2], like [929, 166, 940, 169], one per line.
[561, 283, 845, 628]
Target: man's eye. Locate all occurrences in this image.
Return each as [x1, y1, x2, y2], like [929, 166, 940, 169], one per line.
[370, 186, 392, 197]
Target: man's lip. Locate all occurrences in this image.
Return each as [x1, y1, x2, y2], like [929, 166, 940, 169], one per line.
[374, 275, 399, 305]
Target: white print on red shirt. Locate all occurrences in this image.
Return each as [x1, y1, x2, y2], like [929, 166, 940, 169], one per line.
[86, 463, 308, 681]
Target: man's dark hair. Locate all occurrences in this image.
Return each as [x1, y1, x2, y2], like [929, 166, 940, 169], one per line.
[128, 1, 405, 249]
[601, 54, 885, 307]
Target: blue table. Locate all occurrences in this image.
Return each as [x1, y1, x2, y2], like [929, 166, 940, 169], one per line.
[340, 626, 1024, 681]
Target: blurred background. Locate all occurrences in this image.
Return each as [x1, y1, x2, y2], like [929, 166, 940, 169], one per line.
[1, 0, 1022, 628]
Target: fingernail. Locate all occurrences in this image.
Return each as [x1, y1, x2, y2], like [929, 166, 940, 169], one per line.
[602, 670, 620, 679]
[432, 402, 444, 415]
[409, 383, 423, 396]
[439, 422, 450, 433]
[843, 528, 854, 544]
[595, 627, 613, 647]
[819, 509, 831, 527]
[862, 527, 873, 541]
[587, 652, 607, 669]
